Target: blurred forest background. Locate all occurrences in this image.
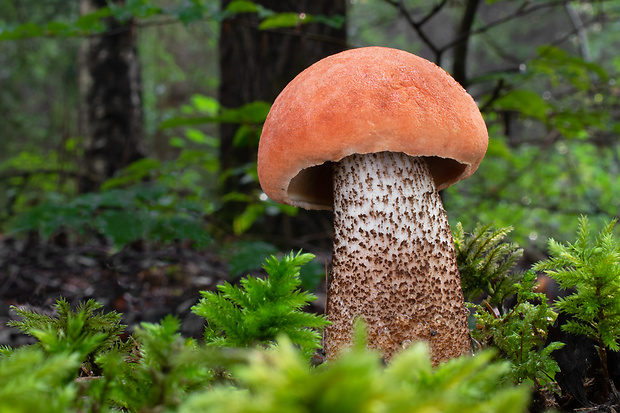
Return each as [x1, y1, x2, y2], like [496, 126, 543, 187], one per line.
[1, 0, 619, 339]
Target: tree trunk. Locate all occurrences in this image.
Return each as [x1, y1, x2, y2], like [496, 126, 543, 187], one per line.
[218, 0, 347, 185]
[77, 0, 144, 193]
[217, 0, 346, 242]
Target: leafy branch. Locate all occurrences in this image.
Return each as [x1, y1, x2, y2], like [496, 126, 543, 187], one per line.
[0, 0, 345, 41]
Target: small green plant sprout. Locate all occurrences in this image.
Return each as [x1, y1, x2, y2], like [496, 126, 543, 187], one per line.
[454, 222, 524, 313]
[2, 302, 245, 412]
[179, 325, 531, 413]
[191, 251, 330, 359]
[0, 347, 81, 413]
[456, 223, 562, 388]
[94, 316, 219, 412]
[7, 298, 128, 374]
[533, 216, 620, 379]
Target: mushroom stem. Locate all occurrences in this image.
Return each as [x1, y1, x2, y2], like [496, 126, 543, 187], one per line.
[325, 151, 471, 364]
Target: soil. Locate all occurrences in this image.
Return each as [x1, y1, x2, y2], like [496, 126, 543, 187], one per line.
[0, 232, 242, 348]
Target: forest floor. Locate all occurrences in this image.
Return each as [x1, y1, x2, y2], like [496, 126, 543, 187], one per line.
[0, 233, 325, 348]
[3, 233, 620, 412]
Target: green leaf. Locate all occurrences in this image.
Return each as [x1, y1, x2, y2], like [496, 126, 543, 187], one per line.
[494, 90, 549, 121]
[175, 3, 206, 25]
[74, 7, 111, 31]
[109, 0, 162, 22]
[190, 94, 220, 115]
[221, 101, 271, 124]
[258, 12, 305, 30]
[159, 115, 216, 129]
[313, 14, 345, 29]
[532, 45, 608, 91]
[233, 203, 265, 235]
[454, 222, 523, 307]
[486, 137, 513, 160]
[225, 0, 260, 14]
[44, 21, 72, 36]
[8, 298, 127, 361]
[182, 128, 219, 148]
[0, 22, 44, 40]
[152, 215, 211, 248]
[159, 101, 271, 129]
[299, 258, 325, 292]
[232, 124, 257, 148]
[95, 209, 145, 247]
[169, 136, 186, 148]
[101, 158, 162, 190]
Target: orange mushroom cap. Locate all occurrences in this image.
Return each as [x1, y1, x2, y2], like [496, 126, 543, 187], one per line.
[257, 46, 488, 210]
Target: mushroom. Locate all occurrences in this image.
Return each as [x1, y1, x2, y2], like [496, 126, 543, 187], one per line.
[257, 47, 488, 364]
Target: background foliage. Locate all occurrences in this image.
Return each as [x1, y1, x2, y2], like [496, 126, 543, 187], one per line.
[1, 0, 619, 258]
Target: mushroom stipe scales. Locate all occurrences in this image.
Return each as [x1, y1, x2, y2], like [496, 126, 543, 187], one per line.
[329, 152, 469, 363]
[257, 47, 488, 364]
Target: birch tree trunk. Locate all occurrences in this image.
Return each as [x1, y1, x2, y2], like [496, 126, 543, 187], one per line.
[78, 0, 144, 193]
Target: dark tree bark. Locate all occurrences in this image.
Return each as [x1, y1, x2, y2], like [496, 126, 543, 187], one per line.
[217, 1, 347, 244]
[78, 0, 145, 193]
[218, 0, 347, 183]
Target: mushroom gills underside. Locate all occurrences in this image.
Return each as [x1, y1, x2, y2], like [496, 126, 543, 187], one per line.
[286, 154, 467, 210]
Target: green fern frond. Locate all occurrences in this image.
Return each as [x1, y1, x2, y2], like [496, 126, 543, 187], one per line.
[8, 298, 127, 361]
[533, 216, 620, 351]
[192, 251, 330, 359]
[454, 222, 524, 309]
[0, 346, 13, 358]
[98, 316, 216, 411]
[459, 223, 563, 388]
[0, 347, 80, 412]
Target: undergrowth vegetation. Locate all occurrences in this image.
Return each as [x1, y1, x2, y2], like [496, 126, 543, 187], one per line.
[2, 218, 620, 411]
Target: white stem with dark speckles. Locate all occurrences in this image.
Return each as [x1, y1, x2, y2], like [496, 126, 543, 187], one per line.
[325, 151, 470, 364]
